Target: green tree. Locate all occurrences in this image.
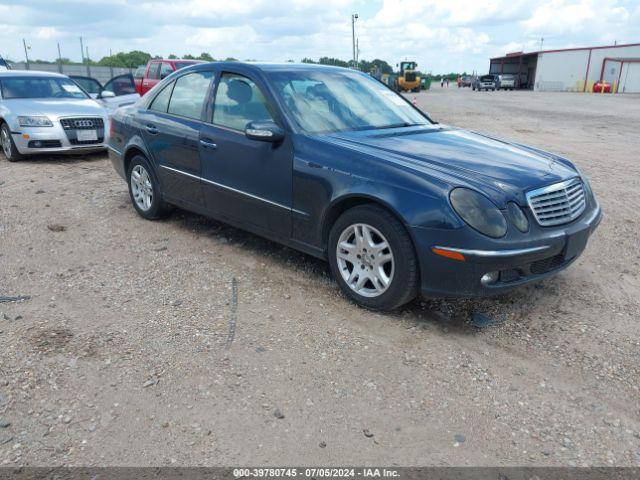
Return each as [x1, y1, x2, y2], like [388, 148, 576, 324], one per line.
[97, 50, 153, 68]
[198, 52, 214, 61]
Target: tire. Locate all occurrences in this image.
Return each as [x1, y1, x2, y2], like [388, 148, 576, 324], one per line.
[1, 123, 24, 162]
[127, 154, 171, 220]
[328, 205, 418, 311]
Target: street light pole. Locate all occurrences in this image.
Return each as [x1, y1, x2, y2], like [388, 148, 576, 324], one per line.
[85, 46, 91, 76]
[22, 38, 30, 70]
[57, 43, 63, 73]
[351, 13, 358, 70]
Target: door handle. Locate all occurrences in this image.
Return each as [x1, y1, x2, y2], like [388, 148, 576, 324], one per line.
[200, 139, 217, 149]
[146, 124, 159, 135]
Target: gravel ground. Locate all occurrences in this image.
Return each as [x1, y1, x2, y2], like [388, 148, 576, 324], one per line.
[0, 87, 639, 467]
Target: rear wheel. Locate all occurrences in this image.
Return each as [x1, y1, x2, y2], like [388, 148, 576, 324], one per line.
[1, 123, 24, 162]
[328, 205, 418, 311]
[127, 155, 171, 220]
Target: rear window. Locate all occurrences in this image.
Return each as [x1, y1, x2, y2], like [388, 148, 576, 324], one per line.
[174, 61, 200, 70]
[480, 75, 496, 81]
[0, 76, 89, 99]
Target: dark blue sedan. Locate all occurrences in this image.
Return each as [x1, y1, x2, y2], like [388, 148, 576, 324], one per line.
[108, 62, 602, 311]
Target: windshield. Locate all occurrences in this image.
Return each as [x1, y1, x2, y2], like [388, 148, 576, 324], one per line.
[0, 76, 89, 100]
[268, 69, 431, 134]
[480, 75, 495, 81]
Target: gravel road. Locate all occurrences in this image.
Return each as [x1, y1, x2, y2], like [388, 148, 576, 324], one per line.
[0, 87, 639, 467]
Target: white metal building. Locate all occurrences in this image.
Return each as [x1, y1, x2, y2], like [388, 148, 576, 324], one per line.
[489, 43, 640, 93]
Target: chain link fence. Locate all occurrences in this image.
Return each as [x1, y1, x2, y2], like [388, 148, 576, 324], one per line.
[9, 62, 136, 84]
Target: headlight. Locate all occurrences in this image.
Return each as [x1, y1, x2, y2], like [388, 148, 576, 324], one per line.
[507, 202, 529, 233]
[450, 188, 507, 238]
[18, 116, 53, 127]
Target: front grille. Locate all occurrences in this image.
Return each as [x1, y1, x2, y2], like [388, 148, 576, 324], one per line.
[405, 72, 417, 82]
[530, 253, 566, 274]
[526, 178, 586, 226]
[59, 117, 105, 145]
[60, 117, 104, 130]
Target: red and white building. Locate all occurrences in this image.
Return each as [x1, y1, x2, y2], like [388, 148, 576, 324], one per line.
[489, 43, 640, 93]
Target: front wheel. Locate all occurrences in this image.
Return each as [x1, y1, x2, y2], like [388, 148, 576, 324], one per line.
[127, 155, 171, 220]
[1, 123, 24, 162]
[328, 205, 418, 311]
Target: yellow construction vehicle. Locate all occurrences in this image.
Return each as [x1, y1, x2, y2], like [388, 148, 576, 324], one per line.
[395, 61, 421, 92]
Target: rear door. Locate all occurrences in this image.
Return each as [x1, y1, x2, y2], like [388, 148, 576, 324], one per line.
[137, 69, 215, 207]
[198, 70, 293, 235]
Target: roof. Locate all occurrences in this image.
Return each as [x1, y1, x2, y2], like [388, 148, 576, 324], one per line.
[491, 42, 640, 61]
[0, 70, 68, 78]
[187, 61, 353, 73]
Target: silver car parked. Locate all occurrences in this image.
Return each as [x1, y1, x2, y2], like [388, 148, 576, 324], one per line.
[0, 70, 109, 161]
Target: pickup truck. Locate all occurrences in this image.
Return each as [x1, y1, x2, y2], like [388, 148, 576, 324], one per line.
[473, 74, 500, 91]
[134, 59, 204, 95]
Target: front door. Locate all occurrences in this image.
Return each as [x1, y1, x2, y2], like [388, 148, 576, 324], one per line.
[138, 70, 214, 207]
[199, 71, 292, 236]
[101, 74, 140, 109]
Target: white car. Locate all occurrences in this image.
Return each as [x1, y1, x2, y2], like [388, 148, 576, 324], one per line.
[0, 70, 109, 161]
[69, 74, 140, 114]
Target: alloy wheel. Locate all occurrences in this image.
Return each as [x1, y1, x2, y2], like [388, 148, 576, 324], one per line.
[335, 223, 395, 298]
[1, 128, 12, 159]
[130, 164, 153, 211]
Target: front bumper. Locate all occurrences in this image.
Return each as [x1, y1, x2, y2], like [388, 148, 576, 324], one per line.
[12, 119, 108, 155]
[411, 202, 603, 298]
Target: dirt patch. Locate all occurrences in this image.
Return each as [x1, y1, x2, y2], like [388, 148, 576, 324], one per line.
[0, 89, 638, 467]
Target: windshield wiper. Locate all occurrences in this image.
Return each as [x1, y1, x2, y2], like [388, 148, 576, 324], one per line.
[373, 122, 426, 130]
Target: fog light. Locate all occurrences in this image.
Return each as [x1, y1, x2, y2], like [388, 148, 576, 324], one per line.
[481, 271, 499, 285]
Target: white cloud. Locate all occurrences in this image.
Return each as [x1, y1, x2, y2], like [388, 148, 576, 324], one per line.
[0, 0, 638, 73]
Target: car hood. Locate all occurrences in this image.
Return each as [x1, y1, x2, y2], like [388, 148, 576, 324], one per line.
[4, 98, 107, 119]
[324, 126, 578, 205]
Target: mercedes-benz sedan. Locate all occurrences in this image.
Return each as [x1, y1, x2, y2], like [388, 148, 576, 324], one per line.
[108, 63, 602, 311]
[0, 71, 108, 161]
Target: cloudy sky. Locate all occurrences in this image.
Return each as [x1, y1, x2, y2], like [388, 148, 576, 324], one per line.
[1, 0, 639, 73]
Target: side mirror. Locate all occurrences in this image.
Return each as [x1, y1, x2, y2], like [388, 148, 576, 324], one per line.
[245, 121, 284, 143]
[100, 90, 116, 99]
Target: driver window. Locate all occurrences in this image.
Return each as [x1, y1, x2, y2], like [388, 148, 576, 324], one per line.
[148, 62, 161, 80]
[160, 63, 174, 79]
[212, 73, 274, 131]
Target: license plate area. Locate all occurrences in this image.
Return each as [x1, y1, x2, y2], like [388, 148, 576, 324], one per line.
[76, 130, 98, 142]
[564, 229, 589, 260]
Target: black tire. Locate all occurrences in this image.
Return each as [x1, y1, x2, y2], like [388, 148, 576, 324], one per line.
[1, 123, 24, 162]
[127, 154, 171, 220]
[328, 205, 418, 311]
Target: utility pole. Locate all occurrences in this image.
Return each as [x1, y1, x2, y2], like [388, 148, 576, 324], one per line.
[57, 43, 63, 73]
[351, 13, 358, 70]
[79, 36, 85, 73]
[109, 48, 113, 78]
[539, 37, 544, 52]
[85, 46, 91, 76]
[356, 38, 360, 69]
[22, 38, 30, 70]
